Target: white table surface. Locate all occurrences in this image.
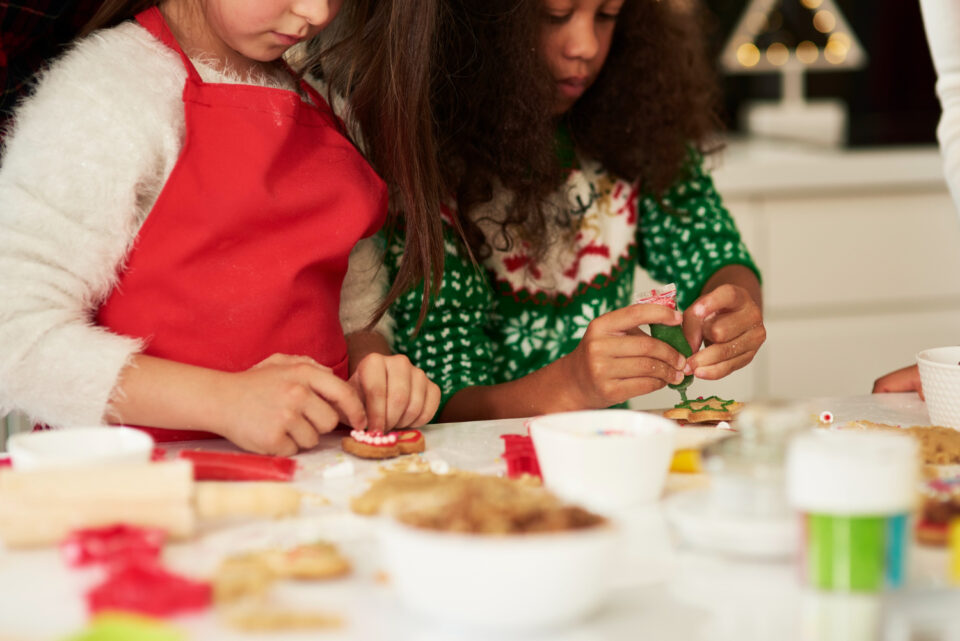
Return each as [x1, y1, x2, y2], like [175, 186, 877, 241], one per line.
[0, 393, 955, 641]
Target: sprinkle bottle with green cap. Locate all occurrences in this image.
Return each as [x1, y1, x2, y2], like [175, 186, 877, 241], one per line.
[787, 430, 919, 593]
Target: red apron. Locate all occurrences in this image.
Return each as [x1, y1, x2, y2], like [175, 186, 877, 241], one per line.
[94, 7, 387, 441]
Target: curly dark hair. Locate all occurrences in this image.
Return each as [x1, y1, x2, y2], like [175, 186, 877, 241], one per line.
[435, 0, 723, 261]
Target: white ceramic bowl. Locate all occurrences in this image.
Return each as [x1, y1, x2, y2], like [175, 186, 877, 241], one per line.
[7, 426, 154, 470]
[917, 347, 960, 429]
[528, 410, 677, 512]
[378, 517, 617, 630]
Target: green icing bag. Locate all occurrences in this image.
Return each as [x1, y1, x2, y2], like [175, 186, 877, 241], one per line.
[650, 322, 693, 398]
[637, 283, 693, 402]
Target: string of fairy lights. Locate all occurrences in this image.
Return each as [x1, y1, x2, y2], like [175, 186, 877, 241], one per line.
[721, 0, 864, 74]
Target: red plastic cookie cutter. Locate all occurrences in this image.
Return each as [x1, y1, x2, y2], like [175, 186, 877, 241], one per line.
[500, 434, 541, 479]
[61, 524, 166, 568]
[86, 560, 212, 617]
[177, 449, 296, 481]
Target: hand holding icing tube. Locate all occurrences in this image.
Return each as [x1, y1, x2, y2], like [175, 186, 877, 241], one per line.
[559, 297, 686, 408]
[635, 284, 694, 401]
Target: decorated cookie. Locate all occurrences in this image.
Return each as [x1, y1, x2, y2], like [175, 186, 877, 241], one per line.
[663, 395, 742, 424]
[341, 429, 425, 460]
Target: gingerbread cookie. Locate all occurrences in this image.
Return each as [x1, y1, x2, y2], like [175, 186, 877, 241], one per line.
[259, 542, 351, 580]
[213, 542, 351, 604]
[664, 395, 742, 424]
[341, 429, 425, 460]
[843, 421, 960, 468]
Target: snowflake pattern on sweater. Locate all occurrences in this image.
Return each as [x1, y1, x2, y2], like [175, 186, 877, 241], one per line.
[386, 152, 760, 412]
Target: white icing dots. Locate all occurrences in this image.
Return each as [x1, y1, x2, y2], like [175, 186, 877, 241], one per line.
[350, 430, 398, 446]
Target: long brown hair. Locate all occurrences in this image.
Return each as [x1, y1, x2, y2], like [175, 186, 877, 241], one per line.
[83, 0, 445, 328]
[434, 0, 723, 261]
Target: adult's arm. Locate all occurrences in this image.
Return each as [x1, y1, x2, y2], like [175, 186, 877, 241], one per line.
[919, 0, 960, 213]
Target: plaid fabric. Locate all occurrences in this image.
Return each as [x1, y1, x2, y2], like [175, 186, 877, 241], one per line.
[0, 0, 102, 140]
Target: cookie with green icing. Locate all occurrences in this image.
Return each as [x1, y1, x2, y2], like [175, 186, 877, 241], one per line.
[663, 395, 742, 424]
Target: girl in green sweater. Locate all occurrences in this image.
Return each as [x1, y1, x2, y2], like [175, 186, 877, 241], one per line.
[379, 0, 765, 421]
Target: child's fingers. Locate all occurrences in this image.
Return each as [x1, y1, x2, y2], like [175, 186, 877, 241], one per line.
[602, 356, 685, 386]
[412, 381, 441, 427]
[397, 369, 428, 428]
[592, 335, 686, 370]
[688, 284, 749, 320]
[700, 305, 763, 346]
[384, 356, 413, 428]
[298, 394, 341, 439]
[309, 369, 367, 430]
[686, 327, 764, 378]
[872, 365, 923, 396]
[597, 377, 670, 404]
[594, 303, 682, 334]
[354, 360, 387, 432]
[689, 351, 755, 381]
[284, 412, 323, 449]
[268, 435, 299, 458]
[681, 308, 704, 357]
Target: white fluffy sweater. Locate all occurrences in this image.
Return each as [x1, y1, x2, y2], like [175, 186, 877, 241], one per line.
[0, 21, 388, 428]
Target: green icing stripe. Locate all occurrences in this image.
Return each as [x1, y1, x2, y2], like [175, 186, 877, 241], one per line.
[672, 395, 735, 413]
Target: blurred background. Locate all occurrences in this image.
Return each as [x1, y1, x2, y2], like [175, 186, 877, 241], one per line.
[706, 0, 939, 146]
[633, 0, 960, 411]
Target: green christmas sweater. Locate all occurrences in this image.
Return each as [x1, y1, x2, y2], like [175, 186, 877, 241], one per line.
[385, 151, 760, 413]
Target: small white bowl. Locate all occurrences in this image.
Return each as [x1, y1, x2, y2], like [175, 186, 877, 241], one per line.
[8, 426, 154, 470]
[379, 517, 617, 630]
[529, 410, 677, 512]
[917, 347, 960, 429]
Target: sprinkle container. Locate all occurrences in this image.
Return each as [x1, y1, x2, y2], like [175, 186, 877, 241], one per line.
[787, 430, 918, 592]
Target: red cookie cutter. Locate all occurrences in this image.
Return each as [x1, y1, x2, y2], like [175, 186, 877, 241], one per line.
[177, 449, 296, 481]
[61, 524, 166, 568]
[86, 560, 211, 617]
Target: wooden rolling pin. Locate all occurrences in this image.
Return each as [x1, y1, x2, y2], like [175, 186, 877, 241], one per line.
[0, 460, 302, 548]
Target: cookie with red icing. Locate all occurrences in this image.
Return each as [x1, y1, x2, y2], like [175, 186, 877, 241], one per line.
[341, 429, 425, 460]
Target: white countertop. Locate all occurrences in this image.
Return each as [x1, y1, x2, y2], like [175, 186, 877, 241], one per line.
[0, 393, 953, 641]
[709, 138, 947, 198]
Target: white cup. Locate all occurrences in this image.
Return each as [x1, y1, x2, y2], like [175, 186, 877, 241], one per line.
[529, 410, 676, 512]
[917, 346, 960, 429]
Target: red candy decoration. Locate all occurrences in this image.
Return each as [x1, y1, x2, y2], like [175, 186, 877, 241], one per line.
[500, 434, 541, 479]
[61, 524, 166, 568]
[87, 560, 211, 617]
[177, 449, 296, 481]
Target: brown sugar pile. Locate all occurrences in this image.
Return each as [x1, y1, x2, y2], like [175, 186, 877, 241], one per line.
[352, 471, 603, 534]
[350, 470, 464, 516]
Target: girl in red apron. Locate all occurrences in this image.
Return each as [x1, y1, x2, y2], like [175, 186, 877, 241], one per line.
[0, 0, 443, 454]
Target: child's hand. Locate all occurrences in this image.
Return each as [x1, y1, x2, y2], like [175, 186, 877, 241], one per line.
[683, 284, 765, 380]
[562, 303, 687, 408]
[221, 354, 367, 456]
[349, 353, 441, 432]
[873, 364, 924, 399]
